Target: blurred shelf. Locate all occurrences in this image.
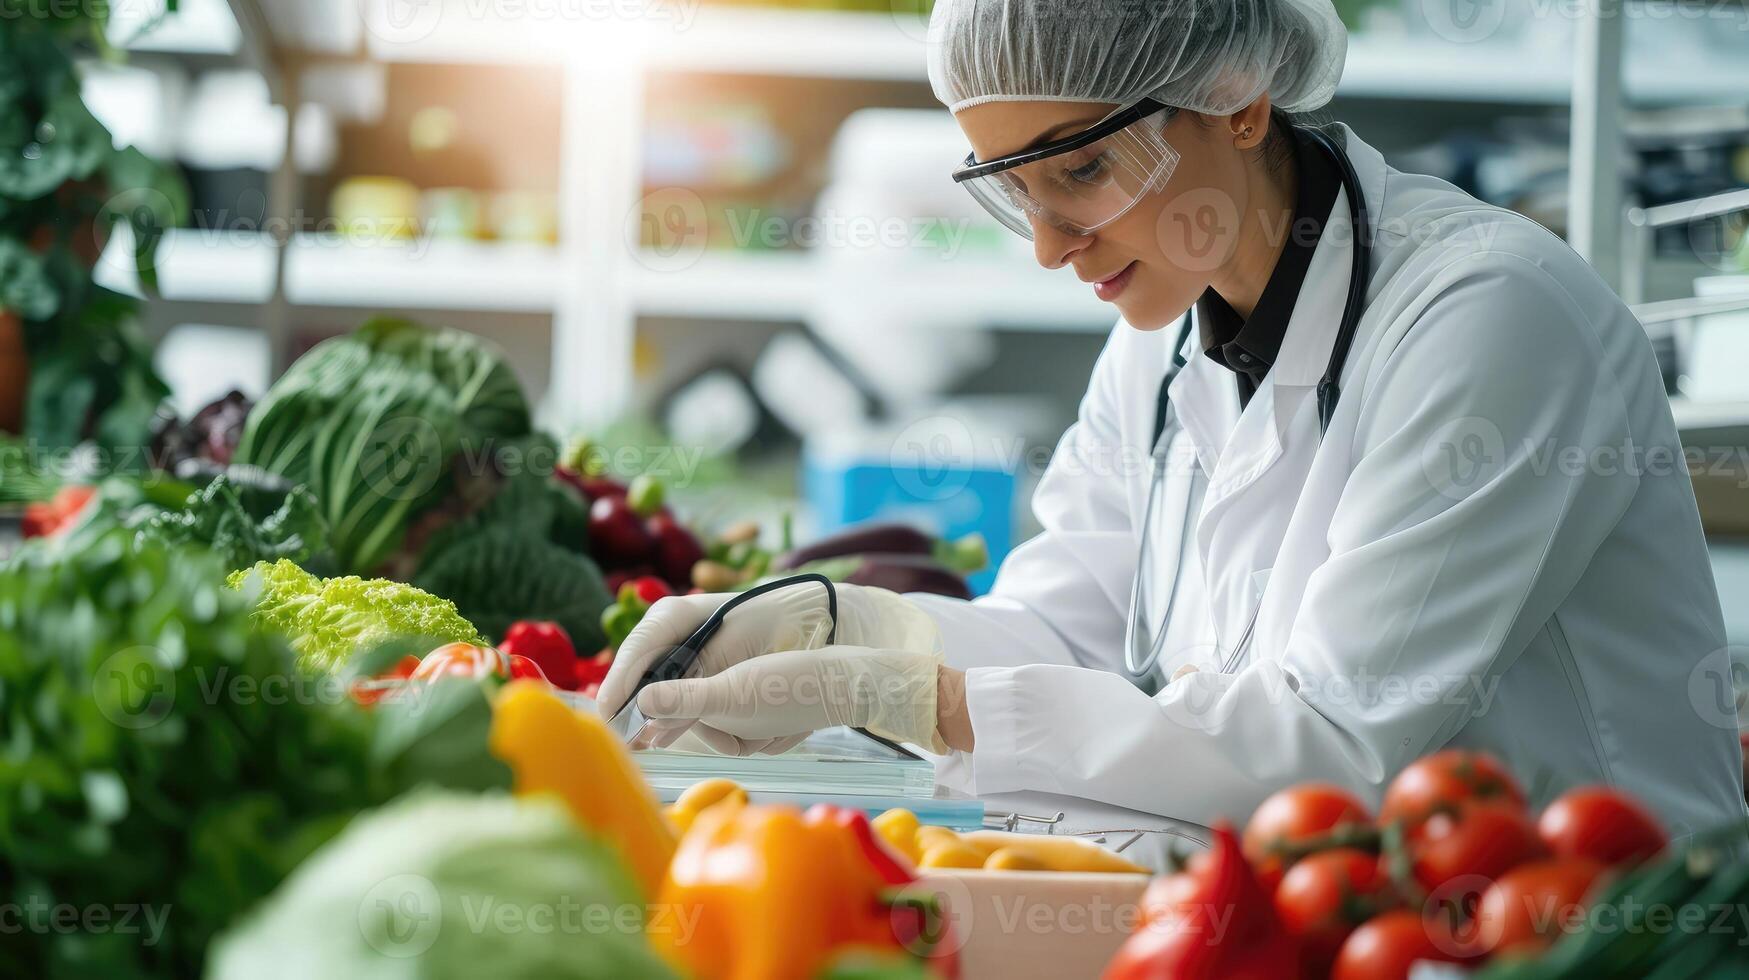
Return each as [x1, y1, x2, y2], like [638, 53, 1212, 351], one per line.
[99, 228, 1112, 329]
[643, 9, 929, 81]
[630, 249, 1114, 331]
[97, 229, 560, 313]
[631, 250, 817, 320]
[284, 236, 560, 311]
[1341, 34, 1749, 106]
[1672, 397, 1749, 434]
[357, 6, 1749, 104]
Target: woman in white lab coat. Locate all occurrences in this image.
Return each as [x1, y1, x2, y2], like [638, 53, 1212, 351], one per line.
[600, 0, 1746, 837]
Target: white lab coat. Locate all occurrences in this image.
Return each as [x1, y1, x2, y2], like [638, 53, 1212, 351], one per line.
[911, 125, 1746, 838]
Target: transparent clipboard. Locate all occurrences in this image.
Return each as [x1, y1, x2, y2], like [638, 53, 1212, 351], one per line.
[575, 690, 938, 799]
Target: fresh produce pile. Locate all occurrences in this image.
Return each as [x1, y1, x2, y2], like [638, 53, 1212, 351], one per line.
[1101, 751, 1733, 980]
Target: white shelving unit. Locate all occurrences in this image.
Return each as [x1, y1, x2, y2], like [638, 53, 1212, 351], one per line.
[130, 3, 1749, 425]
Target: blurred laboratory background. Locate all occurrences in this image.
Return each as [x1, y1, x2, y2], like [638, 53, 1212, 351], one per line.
[8, 0, 1749, 615]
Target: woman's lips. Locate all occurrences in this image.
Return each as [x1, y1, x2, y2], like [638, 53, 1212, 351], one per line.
[1092, 261, 1137, 302]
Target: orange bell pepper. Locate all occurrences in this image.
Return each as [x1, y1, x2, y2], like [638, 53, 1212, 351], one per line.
[652, 804, 956, 980]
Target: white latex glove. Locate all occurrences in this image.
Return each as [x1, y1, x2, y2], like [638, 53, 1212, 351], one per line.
[596, 581, 940, 715]
[633, 645, 946, 756]
[596, 581, 942, 756]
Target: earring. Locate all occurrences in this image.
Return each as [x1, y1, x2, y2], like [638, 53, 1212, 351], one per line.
[1239, 125, 1255, 141]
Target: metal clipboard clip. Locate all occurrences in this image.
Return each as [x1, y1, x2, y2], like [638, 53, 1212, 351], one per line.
[980, 809, 1211, 854]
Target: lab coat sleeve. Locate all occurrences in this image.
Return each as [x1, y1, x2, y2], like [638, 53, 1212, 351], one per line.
[959, 253, 1641, 822]
[909, 324, 1142, 674]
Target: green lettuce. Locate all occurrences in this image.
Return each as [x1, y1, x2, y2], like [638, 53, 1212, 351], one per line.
[207, 790, 675, 980]
[230, 558, 483, 673]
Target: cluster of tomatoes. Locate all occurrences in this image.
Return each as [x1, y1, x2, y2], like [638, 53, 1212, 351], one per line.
[1239, 750, 1667, 980]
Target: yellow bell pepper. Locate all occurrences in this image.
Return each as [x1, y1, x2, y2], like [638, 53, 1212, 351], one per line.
[871, 808, 922, 865]
[488, 680, 675, 898]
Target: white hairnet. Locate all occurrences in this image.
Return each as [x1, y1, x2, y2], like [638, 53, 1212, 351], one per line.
[927, 0, 1348, 117]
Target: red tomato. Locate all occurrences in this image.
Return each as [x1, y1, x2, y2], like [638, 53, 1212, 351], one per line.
[1412, 800, 1547, 912]
[1275, 848, 1397, 976]
[1471, 858, 1607, 957]
[411, 643, 503, 681]
[1243, 784, 1372, 890]
[349, 655, 424, 707]
[1381, 750, 1525, 831]
[627, 575, 674, 606]
[21, 485, 96, 538]
[1537, 787, 1666, 867]
[1331, 910, 1468, 980]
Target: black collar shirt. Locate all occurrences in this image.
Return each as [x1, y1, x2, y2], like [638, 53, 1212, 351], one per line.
[1194, 126, 1343, 408]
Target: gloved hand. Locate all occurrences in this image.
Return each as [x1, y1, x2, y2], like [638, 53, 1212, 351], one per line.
[632, 645, 946, 756]
[595, 580, 943, 753]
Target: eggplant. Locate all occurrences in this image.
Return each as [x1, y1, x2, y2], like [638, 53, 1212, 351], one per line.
[839, 554, 974, 601]
[777, 523, 988, 575]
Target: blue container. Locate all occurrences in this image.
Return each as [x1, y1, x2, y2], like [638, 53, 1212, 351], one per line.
[802, 449, 1014, 595]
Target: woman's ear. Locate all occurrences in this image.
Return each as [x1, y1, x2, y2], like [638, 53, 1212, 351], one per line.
[1230, 95, 1274, 150]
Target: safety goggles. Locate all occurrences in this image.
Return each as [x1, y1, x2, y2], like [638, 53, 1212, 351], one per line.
[953, 98, 1179, 240]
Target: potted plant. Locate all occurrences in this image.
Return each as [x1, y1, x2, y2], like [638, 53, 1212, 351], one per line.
[0, 3, 186, 449]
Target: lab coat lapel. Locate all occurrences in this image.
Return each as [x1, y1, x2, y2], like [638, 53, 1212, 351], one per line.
[1190, 146, 1360, 661]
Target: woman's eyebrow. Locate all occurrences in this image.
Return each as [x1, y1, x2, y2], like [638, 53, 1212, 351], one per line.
[1004, 112, 1113, 157]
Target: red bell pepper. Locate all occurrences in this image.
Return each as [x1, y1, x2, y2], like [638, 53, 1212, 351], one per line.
[803, 805, 957, 978]
[499, 621, 579, 690]
[1103, 823, 1301, 980]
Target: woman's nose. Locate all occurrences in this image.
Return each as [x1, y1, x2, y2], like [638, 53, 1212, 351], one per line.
[1031, 219, 1091, 269]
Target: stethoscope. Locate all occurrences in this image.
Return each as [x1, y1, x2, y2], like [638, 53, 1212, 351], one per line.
[1123, 125, 1373, 683]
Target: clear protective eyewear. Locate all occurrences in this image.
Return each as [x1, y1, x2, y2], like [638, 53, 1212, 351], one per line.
[953, 98, 1180, 240]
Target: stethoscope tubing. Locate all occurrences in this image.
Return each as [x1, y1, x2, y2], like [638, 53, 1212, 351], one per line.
[1124, 125, 1373, 680]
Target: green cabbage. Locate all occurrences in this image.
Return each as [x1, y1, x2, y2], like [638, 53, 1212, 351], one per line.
[230, 558, 483, 672]
[207, 791, 675, 980]
[233, 317, 531, 573]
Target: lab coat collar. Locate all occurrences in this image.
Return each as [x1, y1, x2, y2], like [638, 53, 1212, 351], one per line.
[1267, 125, 1382, 438]
[1168, 125, 1386, 459]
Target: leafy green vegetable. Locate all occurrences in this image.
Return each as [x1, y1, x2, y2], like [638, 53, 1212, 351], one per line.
[410, 433, 610, 649]
[415, 525, 611, 652]
[0, 530, 389, 979]
[233, 317, 531, 572]
[229, 558, 484, 673]
[135, 475, 329, 571]
[0, 433, 59, 503]
[207, 790, 676, 980]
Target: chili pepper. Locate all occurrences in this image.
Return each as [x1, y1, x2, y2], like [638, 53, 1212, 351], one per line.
[1103, 823, 1301, 980]
[499, 620, 579, 690]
